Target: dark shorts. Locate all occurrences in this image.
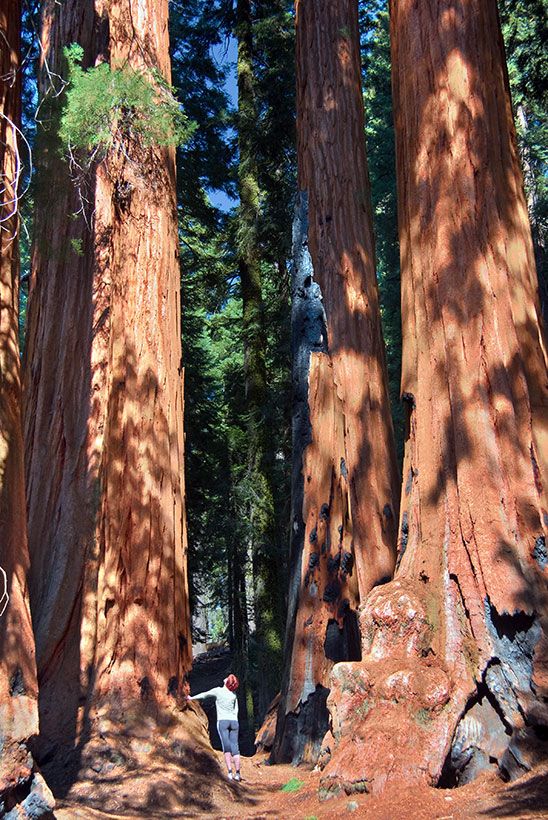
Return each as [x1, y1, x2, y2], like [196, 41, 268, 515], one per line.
[217, 719, 239, 755]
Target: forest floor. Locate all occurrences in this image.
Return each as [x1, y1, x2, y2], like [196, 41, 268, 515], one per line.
[53, 756, 548, 819]
[49, 648, 548, 819]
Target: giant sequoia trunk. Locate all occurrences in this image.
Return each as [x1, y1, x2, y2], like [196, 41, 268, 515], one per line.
[0, 4, 53, 814]
[24, 0, 193, 774]
[320, 0, 548, 797]
[272, 0, 400, 764]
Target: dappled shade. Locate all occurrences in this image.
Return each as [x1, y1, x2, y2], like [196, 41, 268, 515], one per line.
[271, 0, 400, 766]
[22, 0, 196, 796]
[320, 0, 548, 797]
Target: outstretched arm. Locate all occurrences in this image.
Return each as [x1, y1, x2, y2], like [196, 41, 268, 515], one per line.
[187, 687, 219, 701]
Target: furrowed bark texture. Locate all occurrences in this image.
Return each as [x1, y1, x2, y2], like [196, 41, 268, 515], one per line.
[236, 0, 285, 726]
[0, 5, 53, 814]
[24, 0, 191, 760]
[272, 0, 400, 765]
[319, 0, 548, 797]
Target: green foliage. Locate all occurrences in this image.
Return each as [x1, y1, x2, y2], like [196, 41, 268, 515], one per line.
[498, 0, 548, 313]
[209, 607, 228, 642]
[169, 0, 236, 225]
[253, 0, 296, 263]
[181, 264, 238, 618]
[59, 44, 194, 157]
[171, 8, 244, 642]
[176, 1, 292, 730]
[70, 237, 84, 257]
[281, 778, 305, 793]
[498, 0, 547, 105]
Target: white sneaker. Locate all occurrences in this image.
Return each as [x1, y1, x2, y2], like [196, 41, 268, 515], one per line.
[227, 771, 233, 780]
[234, 772, 241, 782]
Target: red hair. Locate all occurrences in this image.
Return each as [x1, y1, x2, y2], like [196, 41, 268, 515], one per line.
[225, 674, 239, 692]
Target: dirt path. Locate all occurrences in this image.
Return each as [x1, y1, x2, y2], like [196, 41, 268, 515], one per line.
[54, 752, 547, 819]
[49, 650, 548, 819]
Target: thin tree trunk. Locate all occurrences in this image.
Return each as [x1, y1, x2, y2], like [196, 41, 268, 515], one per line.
[320, 0, 548, 797]
[236, 0, 285, 725]
[272, 0, 400, 765]
[24, 0, 193, 775]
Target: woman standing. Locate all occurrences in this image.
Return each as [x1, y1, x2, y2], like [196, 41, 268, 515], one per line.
[187, 674, 241, 780]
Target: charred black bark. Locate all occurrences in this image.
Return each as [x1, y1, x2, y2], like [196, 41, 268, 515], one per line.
[272, 192, 330, 763]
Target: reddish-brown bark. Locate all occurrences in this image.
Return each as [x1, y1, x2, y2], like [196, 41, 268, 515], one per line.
[272, 0, 400, 764]
[24, 0, 192, 762]
[0, 4, 54, 813]
[0, 2, 36, 738]
[320, 0, 548, 796]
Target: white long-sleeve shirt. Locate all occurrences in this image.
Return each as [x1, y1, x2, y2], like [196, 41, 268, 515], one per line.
[190, 685, 239, 721]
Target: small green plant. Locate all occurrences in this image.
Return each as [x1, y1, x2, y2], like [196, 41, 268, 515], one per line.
[414, 707, 432, 727]
[70, 237, 83, 256]
[281, 777, 305, 793]
[59, 44, 194, 159]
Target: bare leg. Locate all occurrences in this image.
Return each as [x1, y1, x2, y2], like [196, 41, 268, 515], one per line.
[233, 754, 241, 773]
[224, 751, 233, 774]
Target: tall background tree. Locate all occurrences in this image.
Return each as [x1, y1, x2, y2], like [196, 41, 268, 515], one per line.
[172, 0, 295, 738]
[319, 0, 548, 796]
[234, 0, 289, 726]
[169, 0, 237, 655]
